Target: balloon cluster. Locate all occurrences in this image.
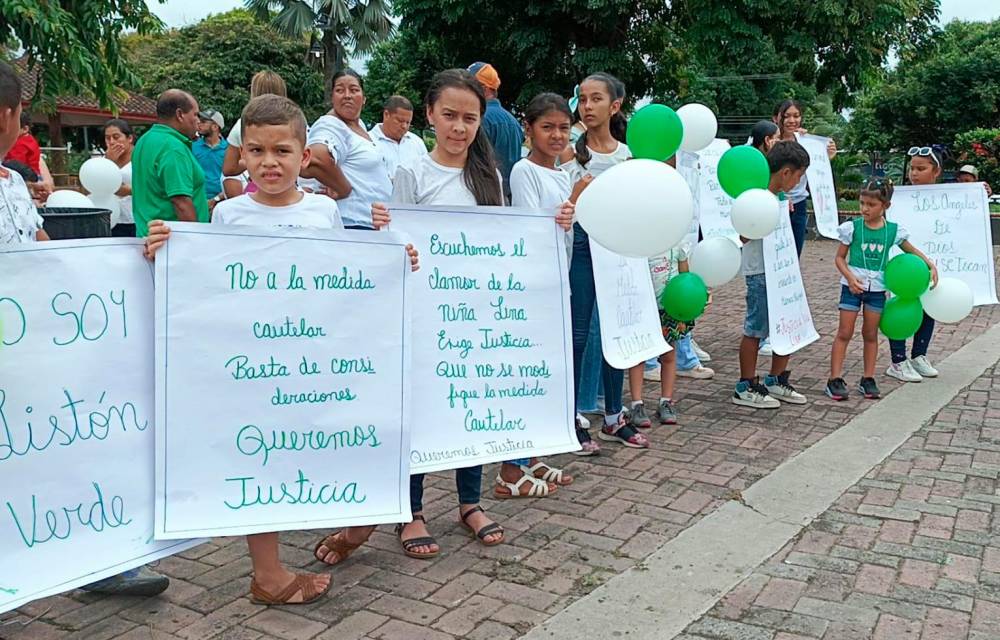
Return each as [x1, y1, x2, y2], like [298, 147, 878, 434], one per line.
[718, 146, 778, 240]
[880, 254, 973, 339]
[576, 102, 746, 323]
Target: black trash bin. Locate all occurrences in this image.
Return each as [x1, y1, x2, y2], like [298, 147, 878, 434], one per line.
[39, 207, 112, 240]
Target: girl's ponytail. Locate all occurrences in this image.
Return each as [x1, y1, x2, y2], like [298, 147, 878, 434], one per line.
[424, 69, 503, 206]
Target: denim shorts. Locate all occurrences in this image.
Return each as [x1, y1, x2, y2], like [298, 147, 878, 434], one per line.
[743, 273, 769, 339]
[838, 285, 886, 313]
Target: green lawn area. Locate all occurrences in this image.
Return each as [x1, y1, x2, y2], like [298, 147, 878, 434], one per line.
[835, 199, 1000, 214]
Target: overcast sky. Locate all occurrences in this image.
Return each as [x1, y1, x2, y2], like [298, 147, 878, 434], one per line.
[150, 0, 1000, 29]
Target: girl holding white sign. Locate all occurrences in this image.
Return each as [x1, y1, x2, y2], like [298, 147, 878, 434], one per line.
[886, 147, 945, 383]
[826, 178, 937, 401]
[562, 73, 650, 450]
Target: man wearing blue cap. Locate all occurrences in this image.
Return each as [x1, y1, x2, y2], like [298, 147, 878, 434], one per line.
[468, 62, 522, 203]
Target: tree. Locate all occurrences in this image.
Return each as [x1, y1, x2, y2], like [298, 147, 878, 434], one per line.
[1, 0, 163, 110]
[848, 20, 1000, 152]
[123, 10, 326, 126]
[361, 28, 450, 130]
[246, 0, 393, 99]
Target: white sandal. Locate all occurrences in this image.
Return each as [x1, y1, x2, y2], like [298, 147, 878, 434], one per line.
[521, 462, 573, 486]
[493, 473, 552, 499]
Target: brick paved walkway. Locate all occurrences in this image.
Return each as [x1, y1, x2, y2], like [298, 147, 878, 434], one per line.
[4, 239, 1000, 640]
[679, 361, 1000, 640]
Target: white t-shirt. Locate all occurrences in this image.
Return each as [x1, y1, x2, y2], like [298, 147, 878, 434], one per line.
[562, 142, 632, 182]
[391, 154, 503, 206]
[226, 118, 243, 148]
[837, 220, 910, 292]
[510, 158, 573, 260]
[212, 192, 342, 229]
[118, 161, 133, 224]
[370, 124, 428, 181]
[305, 115, 392, 227]
[0, 169, 44, 245]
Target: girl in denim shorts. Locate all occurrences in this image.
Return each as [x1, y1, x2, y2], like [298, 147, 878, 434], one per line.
[825, 178, 937, 401]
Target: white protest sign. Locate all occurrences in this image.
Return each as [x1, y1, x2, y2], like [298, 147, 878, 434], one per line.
[591, 239, 671, 369]
[797, 133, 840, 239]
[888, 184, 998, 306]
[155, 224, 412, 539]
[694, 139, 739, 243]
[390, 206, 577, 474]
[763, 201, 820, 355]
[0, 239, 200, 615]
[676, 150, 703, 248]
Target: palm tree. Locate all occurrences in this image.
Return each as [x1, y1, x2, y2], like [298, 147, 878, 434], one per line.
[246, 0, 394, 99]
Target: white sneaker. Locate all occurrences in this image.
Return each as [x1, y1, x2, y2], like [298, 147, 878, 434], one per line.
[643, 365, 662, 382]
[886, 361, 922, 383]
[910, 356, 938, 378]
[733, 381, 780, 409]
[690, 339, 711, 362]
[764, 372, 807, 405]
[678, 365, 715, 379]
[759, 339, 773, 356]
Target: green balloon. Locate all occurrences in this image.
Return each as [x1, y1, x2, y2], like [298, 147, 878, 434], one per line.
[717, 146, 770, 198]
[626, 104, 684, 161]
[660, 272, 709, 322]
[884, 254, 930, 299]
[880, 297, 924, 340]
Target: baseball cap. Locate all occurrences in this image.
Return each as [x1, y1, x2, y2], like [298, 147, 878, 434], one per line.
[198, 109, 224, 129]
[467, 62, 501, 91]
[958, 164, 979, 179]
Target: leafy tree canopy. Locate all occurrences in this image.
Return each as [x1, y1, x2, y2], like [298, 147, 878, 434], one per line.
[123, 10, 327, 128]
[1, 0, 163, 110]
[848, 19, 1000, 151]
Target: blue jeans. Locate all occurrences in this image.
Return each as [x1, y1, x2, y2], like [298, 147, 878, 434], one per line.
[889, 313, 935, 364]
[410, 466, 482, 512]
[570, 224, 624, 416]
[743, 274, 769, 339]
[675, 333, 701, 371]
[577, 306, 602, 412]
[790, 199, 807, 257]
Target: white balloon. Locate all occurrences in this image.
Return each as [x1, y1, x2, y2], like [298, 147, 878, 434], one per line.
[79, 157, 123, 196]
[678, 103, 718, 152]
[689, 237, 742, 287]
[91, 194, 122, 227]
[45, 190, 95, 209]
[576, 159, 694, 258]
[921, 277, 973, 323]
[730, 189, 780, 240]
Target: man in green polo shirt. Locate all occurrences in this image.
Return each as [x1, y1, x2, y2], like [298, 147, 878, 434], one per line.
[132, 89, 210, 236]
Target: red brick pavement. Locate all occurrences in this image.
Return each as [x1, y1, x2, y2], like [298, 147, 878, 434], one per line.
[679, 360, 1000, 640]
[4, 240, 1000, 640]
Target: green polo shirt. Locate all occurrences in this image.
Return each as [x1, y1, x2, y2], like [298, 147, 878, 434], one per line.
[131, 123, 210, 236]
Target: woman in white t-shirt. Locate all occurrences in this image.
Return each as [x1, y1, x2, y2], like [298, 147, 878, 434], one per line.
[561, 73, 649, 452]
[301, 69, 392, 229]
[103, 119, 136, 237]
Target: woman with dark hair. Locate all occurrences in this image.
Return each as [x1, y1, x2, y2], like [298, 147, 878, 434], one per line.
[749, 120, 779, 154]
[104, 118, 137, 237]
[300, 68, 393, 229]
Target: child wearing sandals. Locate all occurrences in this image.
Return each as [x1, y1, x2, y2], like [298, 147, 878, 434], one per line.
[315, 70, 531, 563]
[626, 243, 696, 428]
[495, 92, 582, 499]
[825, 178, 937, 400]
[144, 95, 417, 605]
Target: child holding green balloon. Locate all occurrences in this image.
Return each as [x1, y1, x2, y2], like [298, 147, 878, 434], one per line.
[825, 178, 937, 401]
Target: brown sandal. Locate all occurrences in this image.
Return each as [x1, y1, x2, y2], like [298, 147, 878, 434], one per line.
[395, 515, 440, 559]
[250, 572, 331, 605]
[313, 530, 366, 566]
[460, 506, 505, 546]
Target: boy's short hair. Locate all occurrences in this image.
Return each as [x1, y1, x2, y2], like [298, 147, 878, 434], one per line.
[767, 140, 810, 174]
[241, 95, 307, 144]
[0, 61, 22, 111]
[19, 111, 31, 128]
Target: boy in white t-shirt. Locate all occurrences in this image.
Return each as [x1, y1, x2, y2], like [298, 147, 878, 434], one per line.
[0, 63, 48, 245]
[145, 94, 417, 606]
